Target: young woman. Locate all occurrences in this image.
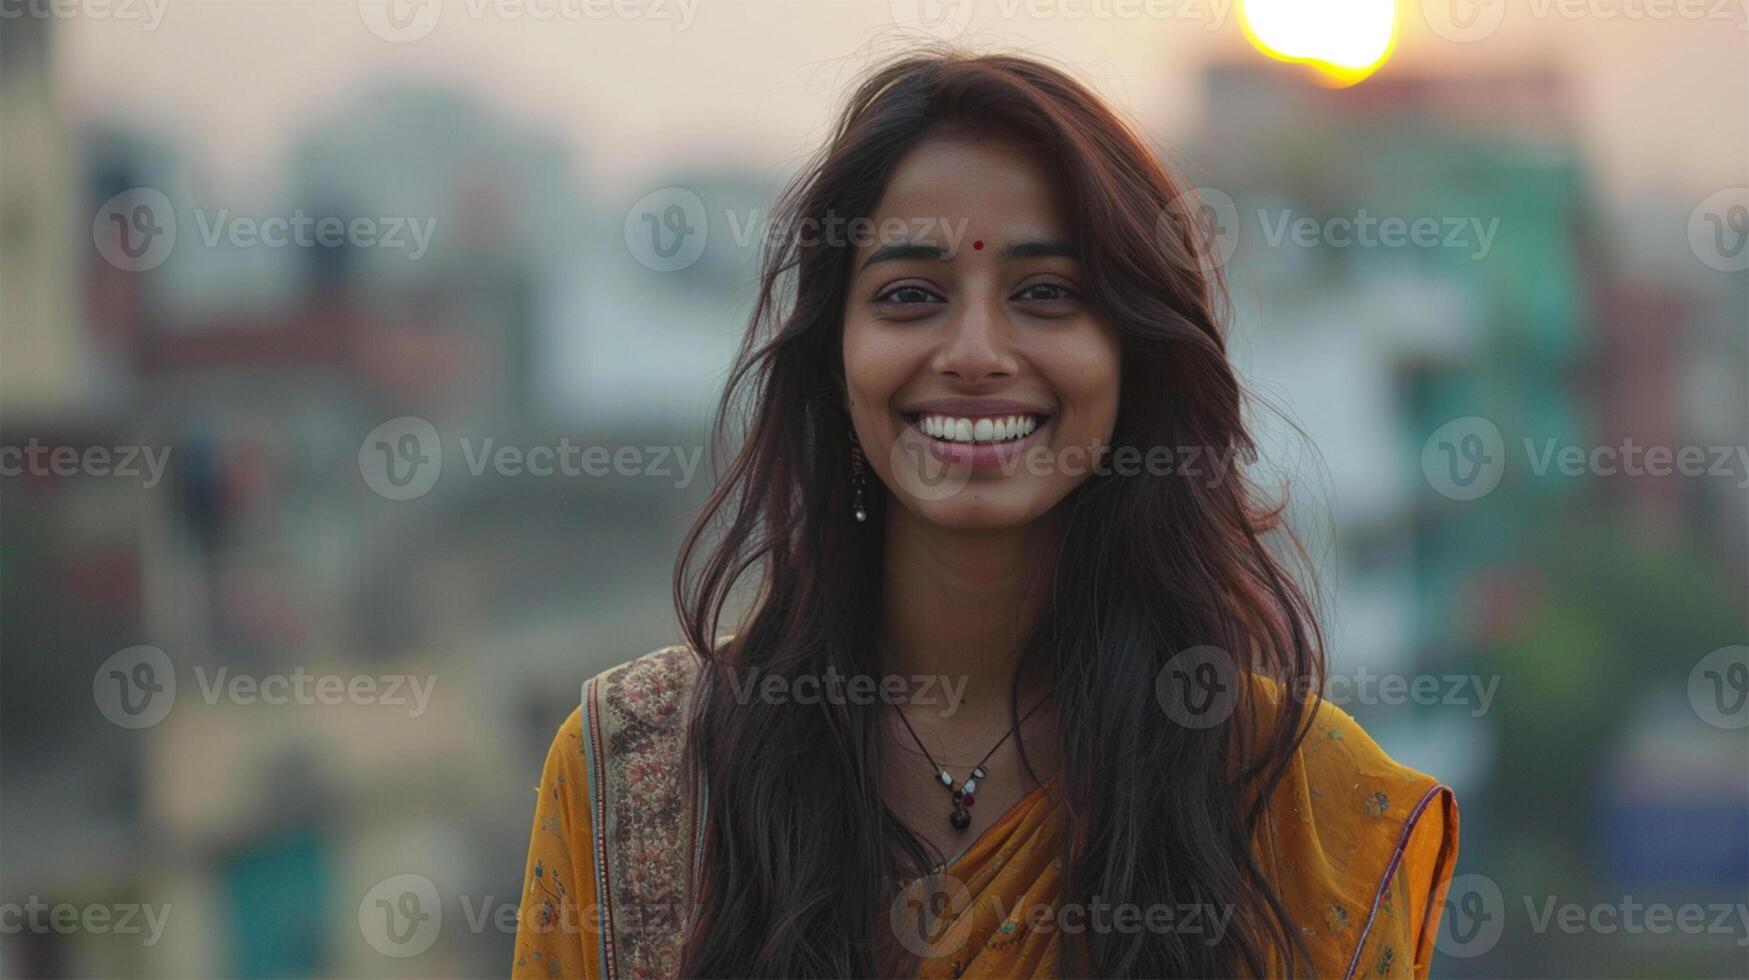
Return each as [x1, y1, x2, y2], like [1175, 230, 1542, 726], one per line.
[512, 51, 1458, 979]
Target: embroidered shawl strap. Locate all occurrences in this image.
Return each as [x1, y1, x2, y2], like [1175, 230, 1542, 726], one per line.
[580, 646, 709, 980]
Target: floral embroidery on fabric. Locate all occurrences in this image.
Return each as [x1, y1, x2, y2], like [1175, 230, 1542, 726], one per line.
[1365, 791, 1391, 818]
[585, 645, 705, 980]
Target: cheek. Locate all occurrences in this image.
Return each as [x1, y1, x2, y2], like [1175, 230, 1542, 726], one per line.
[1045, 330, 1122, 435]
[842, 322, 914, 410]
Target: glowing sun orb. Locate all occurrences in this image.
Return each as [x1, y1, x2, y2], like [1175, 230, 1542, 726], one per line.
[1238, 0, 1398, 88]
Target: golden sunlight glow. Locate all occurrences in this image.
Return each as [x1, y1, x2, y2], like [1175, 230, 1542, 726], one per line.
[1238, 0, 1398, 88]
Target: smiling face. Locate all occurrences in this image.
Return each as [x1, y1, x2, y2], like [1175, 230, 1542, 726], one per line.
[841, 134, 1122, 532]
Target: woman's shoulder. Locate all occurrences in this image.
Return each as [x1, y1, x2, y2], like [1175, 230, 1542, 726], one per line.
[580, 641, 708, 729]
[514, 643, 712, 979]
[1241, 671, 1445, 805]
[1243, 673, 1462, 977]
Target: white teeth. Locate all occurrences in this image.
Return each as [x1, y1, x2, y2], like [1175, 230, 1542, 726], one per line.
[913, 413, 1045, 444]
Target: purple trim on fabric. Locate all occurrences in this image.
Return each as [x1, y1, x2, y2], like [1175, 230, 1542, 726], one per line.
[1344, 782, 1449, 980]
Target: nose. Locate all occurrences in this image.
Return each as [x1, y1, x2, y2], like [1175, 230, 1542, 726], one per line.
[931, 287, 1019, 383]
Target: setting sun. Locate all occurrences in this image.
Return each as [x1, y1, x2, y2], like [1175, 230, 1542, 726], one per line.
[1239, 0, 1398, 87]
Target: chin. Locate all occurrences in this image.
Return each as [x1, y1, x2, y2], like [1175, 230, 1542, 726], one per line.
[905, 489, 1055, 533]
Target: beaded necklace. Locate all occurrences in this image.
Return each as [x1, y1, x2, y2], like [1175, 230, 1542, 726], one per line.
[889, 691, 1053, 832]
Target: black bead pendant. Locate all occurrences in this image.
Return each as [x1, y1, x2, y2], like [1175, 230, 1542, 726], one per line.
[950, 807, 972, 831]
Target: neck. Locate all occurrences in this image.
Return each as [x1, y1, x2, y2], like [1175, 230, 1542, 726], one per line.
[878, 504, 1063, 715]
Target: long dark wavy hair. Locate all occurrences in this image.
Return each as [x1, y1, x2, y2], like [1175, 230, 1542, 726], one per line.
[671, 49, 1326, 978]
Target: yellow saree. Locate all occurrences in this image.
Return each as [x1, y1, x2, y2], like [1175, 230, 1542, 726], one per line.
[511, 646, 1459, 979]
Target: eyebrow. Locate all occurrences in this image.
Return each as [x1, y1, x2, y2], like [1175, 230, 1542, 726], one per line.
[857, 238, 1081, 272]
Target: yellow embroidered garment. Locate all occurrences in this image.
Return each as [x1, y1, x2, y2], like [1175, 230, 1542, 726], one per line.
[511, 647, 1459, 979]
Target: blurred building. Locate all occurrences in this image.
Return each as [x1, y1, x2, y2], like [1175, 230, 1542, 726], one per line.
[1189, 60, 1746, 978]
[5, 57, 720, 973]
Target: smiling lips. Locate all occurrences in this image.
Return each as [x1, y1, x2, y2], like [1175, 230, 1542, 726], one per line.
[899, 409, 1051, 469]
[916, 413, 1040, 444]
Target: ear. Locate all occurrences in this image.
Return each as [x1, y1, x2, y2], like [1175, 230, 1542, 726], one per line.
[831, 365, 851, 417]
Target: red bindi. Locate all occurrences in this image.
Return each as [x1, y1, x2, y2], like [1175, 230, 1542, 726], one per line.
[972, 240, 984, 250]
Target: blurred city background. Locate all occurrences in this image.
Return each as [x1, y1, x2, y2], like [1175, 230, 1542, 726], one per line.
[1, 0, 1744, 976]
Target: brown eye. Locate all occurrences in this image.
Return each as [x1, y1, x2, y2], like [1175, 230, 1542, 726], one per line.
[876, 284, 944, 306]
[1013, 282, 1080, 304]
